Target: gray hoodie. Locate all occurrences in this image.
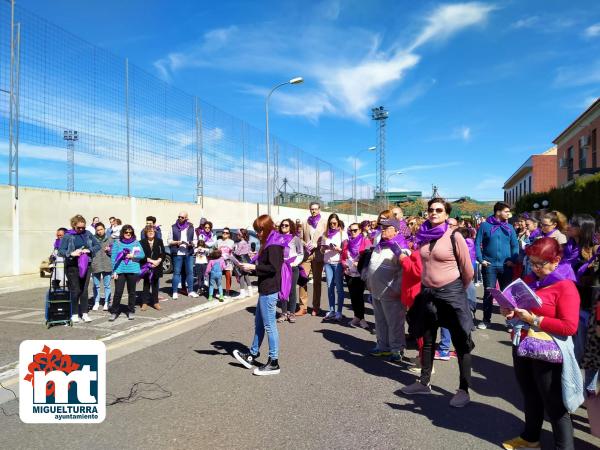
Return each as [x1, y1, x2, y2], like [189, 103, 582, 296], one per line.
[91, 236, 113, 274]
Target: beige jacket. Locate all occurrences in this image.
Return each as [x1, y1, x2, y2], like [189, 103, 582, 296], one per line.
[302, 216, 327, 263]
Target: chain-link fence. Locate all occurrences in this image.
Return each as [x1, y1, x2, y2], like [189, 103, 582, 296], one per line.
[0, 1, 378, 213]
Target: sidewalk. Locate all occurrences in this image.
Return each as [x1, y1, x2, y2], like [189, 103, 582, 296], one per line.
[0, 273, 50, 294]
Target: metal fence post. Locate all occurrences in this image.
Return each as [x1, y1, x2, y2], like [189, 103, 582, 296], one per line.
[241, 122, 246, 202]
[125, 58, 131, 197]
[195, 97, 204, 207]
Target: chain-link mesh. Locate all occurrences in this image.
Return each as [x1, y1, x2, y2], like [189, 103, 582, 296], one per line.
[0, 1, 377, 213]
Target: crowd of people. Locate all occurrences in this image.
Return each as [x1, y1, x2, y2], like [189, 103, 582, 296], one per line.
[49, 200, 599, 448]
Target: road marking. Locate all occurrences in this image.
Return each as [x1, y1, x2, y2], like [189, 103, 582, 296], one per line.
[0, 310, 19, 316]
[8, 311, 42, 320]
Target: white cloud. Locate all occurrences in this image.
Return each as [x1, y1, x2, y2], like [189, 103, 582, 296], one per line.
[153, 2, 496, 121]
[555, 61, 600, 87]
[584, 23, 600, 38]
[459, 126, 471, 141]
[510, 16, 539, 29]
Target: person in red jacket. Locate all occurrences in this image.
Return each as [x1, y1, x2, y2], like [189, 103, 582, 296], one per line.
[341, 222, 372, 328]
[500, 237, 580, 450]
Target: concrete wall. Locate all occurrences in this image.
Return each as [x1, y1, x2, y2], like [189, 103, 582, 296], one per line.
[0, 185, 376, 277]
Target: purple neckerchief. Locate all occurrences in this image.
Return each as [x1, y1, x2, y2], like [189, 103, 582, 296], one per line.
[197, 229, 214, 244]
[529, 228, 542, 240]
[120, 237, 135, 245]
[561, 238, 580, 267]
[369, 228, 380, 241]
[53, 238, 61, 249]
[307, 214, 321, 229]
[138, 262, 154, 282]
[251, 230, 293, 263]
[415, 221, 448, 247]
[398, 219, 411, 238]
[78, 253, 90, 278]
[326, 228, 340, 239]
[527, 263, 576, 290]
[347, 234, 364, 259]
[114, 248, 131, 268]
[375, 233, 408, 257]
[486, 216, 511, 235]
[576, 246, 600, 281]
[175, 220, 189, 231]
[66, 229, 84, 235]
[542, 228, 557, 238]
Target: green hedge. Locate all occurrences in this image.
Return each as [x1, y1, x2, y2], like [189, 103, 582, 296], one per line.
[514, 172, 600, 216]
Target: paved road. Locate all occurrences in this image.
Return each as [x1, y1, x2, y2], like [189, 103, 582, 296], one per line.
[1, 282, 598, 449]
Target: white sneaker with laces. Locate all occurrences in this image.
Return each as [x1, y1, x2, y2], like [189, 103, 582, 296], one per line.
[71, 314, 79, 323]
[103, 303, 109, 311]
[189, 291, 199, 298]
[172, 292, 178, 300]
[82, 313, 92, 323]
[92, 304, 100, 311]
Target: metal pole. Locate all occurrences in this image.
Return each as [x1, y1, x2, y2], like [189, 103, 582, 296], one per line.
[125, 58, 131, 197]
[13, 22, 20, 199]
[241, 122, 245, 202]
[354, 159, 358, 222]
[195, 97, 203, 204]
[8, 0, 15, 187]
[265, 95, 271, 215]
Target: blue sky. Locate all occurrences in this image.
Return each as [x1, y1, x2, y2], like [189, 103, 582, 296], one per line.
[9, 0, 600, 200]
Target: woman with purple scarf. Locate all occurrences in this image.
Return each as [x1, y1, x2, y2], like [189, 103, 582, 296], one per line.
[500, 237, 582, 450]
[109, 225, 145, 321]
[278, 219, 305, 323]
[321, 213, 348, 321]
[342, 222, 372, 328]
[58, 215, 101, 323]
[402, 198, 474, 408]
[233, 215, 286, 376]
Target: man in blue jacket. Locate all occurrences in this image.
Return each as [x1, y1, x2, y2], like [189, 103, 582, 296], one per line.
[475, 201, 519, 329]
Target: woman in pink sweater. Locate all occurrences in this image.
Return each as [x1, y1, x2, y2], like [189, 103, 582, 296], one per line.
[401, 198, 474, 408]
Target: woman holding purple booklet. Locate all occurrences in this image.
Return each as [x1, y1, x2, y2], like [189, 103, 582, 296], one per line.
[500, 237, 582, 450]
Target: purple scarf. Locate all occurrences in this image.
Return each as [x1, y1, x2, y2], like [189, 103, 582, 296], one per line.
[78, 253, 89, 278]
[138, 262, 155, 282]
[53, 238, 61, 249]
[347, 234, 364, 259]
[415, 221, 448, 247]
[326, 228, 340, 239]
[576, 246, 600, 281]
[253, 231, 294, 301]
[529, 228, 542, 240]
[369, 228, 380, 241]
[375, 233, 408, 256]
[120, 237, 135, 245]
[176, 220, 189, 231]
[542, 228, 557, 238]
[307, 214, 321, 229]
[114, 248, 131, 268]
[197, 229, 214, 244]
[486, 216, 511, 235]
[66, 229, 83, 236]
[527, 263, 576, 290]
[561, 238, 580, 267]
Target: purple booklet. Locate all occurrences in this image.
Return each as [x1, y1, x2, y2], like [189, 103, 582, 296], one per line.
[488, 278, 542, 310]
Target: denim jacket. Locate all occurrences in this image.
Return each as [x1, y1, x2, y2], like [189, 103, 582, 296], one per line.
[58, 231, 101, 265]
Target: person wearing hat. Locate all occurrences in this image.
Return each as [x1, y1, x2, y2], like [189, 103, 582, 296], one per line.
[365, 216, 410, 363]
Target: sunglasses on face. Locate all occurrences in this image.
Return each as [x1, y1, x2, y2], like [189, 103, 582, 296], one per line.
[76, 226, 85, 231]
[123, 230, 133, 234]
[330, 222, 338, 226]
[223, 231, 230, 235]
[349, 228, 359, 233]
[541, 223, 552, 227]
[281, 224, 290, 228]
[428, 208, 444, 214]
[178, 216, 186, 219]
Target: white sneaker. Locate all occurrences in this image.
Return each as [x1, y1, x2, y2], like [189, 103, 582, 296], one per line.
[238, 289, 247, 299]
[324, 311, 336, 320]
[189, 291, 199, 298]
[92, 304, 100, 311]
[172, 292, 178, 300]
[71, 314, 79, 323]
[82, 313, 92, 323]
[103, 303, 109, 311]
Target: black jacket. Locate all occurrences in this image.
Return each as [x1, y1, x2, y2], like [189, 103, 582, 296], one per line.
[256, 245, 283, 295]
[140, 238, 166, 278]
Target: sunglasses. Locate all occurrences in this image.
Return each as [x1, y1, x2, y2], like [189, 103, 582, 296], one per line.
[281, 224, 290, 228]
[428, 208, 444, 214]
[330, 222, 338, 226]
[123, 230, 133, 234]
[349, 228, 359, 233]
[178, 216, 186, 219]
[76, 226, 85, 231]
[223, 231, 230, 234]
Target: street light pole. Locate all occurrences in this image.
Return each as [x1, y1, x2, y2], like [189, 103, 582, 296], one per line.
[265, 77, 303, 216]
[386, 171, 403, 210]
[353, 146, 376, 222]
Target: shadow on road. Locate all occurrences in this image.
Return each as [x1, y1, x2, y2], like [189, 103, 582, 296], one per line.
[194, 340, 246, 357]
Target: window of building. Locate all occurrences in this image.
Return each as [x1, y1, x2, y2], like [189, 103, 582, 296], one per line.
[592, 129, 597, 168]
[528, 175, 532, 193]
[567, 146, 574, 180]
[579, 138, 587, 171]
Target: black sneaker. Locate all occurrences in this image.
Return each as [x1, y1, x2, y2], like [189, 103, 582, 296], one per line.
[233, 349, 259, 369]
[108, 313, 117, 322]
[127, 313, 135, 320]
[253, 358, 280, 376]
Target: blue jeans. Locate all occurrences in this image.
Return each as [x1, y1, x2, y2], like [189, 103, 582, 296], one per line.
[474, 262, 483, 284]
[439, 328, 451, 352]
[482, 264, 513, 323]
[250, 292, 279, 359]
[172, 254, 194, 295]
[209, 274, 223, 298]
[92, 272, 111, 306]
[324, 263, 344, 313]
[466, 281, 477, 312]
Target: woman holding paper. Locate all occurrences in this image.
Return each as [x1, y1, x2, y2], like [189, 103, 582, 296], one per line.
[500, 237, 582, 450]
[321, 214, 348, 321]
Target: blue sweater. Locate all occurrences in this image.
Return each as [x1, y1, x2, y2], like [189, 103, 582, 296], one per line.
[111, 240, 145, 274]
[475, 221, 519, 267]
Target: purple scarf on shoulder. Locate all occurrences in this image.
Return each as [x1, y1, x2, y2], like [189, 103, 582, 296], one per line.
[254, 231, 294, 302]
[561, 238, 580, 267]
[53, 238, 62, 249]
[529, 228, 542, 240]
[486, 216, 511, 235]
[66, 229, 89, 277]
[375, 233, 408, 257]
[575, 246, 600, 281]
[527, 263, 576, 290]
[307, 214, 321, 229]
[176, 220, 190, 231]
[347, 234, 364, 259]
[197, 229, 214, 244]
[326, 228, 340, 239]
[415, 221, 448, 247]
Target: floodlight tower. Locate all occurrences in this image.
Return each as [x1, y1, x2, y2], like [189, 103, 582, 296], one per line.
[371, 106, 388, 203]
[64, 130, 78, 191]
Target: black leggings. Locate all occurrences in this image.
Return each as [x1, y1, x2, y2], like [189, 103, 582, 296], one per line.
[142, 276, 160, 305]
[111, 273, 138, 314]
[513, 349, 574, 449]
[345, 275, 365, 319]
[66, 265, 91, 316]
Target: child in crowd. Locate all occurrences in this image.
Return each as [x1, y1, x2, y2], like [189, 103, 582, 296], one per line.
[205, 249, 226, 302]
[194, 240, 209, 296]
